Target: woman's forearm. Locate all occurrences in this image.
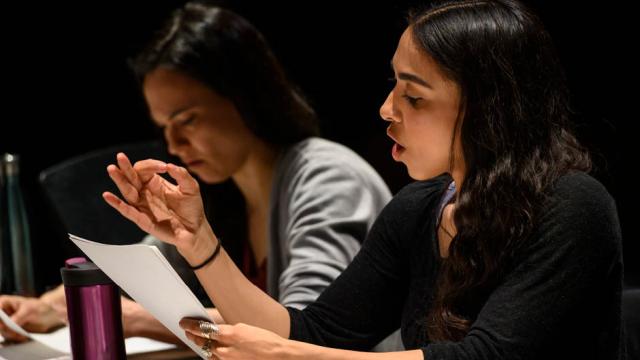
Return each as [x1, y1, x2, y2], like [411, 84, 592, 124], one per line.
[120, 297, 182, 345]
[39, 285, 67, 321]
[182, 226, 290, 337]
[127, 315, 183, 345]
[39, 284, 65, 306]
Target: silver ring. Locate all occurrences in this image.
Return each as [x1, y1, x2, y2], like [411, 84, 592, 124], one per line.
[198, 320, 219, 339]
[201, 338, 213, 358]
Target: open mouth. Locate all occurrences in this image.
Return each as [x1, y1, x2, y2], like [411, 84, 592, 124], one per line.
[392, 142, 406, 160]
[387, 127, 406, 161]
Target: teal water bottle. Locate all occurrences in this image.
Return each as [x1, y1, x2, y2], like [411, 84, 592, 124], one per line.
[3, 153, 35, 296]
[0, 157, 11, 293]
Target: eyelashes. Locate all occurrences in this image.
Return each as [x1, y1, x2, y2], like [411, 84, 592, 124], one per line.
[402, 94, 421, 107]
[388, 76, 422, 107]
[178, 115, 196, 126]
[156, 114, 197, 131]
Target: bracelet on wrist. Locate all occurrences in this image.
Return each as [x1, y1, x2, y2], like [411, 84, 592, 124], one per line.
[189, 240, 222, 270]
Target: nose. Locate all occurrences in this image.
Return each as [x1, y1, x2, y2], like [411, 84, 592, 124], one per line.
[379, 91, 399, 123]
[164, 125, 189, 156]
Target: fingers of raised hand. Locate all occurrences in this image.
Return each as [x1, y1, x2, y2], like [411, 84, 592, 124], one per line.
[102, 192, 155, 233]
[166, 164, 199, 195]
[107, 164, 141, 204]
[108, 155, 168, 205]
[144, 189, 173, 222]
[133, 159, 168, 184]
[116, 153, 142, 190]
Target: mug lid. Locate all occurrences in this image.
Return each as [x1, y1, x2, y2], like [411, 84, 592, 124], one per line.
[60, 260, 114, 287]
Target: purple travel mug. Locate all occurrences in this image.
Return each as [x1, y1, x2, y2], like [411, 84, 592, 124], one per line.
[60, 257, 126, 360]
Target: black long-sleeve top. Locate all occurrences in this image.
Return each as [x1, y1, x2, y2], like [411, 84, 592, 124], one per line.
[288, 172, 625, 359]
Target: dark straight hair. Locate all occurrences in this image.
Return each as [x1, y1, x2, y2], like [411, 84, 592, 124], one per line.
[131, 1, 319, 146]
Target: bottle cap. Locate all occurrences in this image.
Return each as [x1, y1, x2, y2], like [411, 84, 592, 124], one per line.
[3, 154, 19, 176]
[60, 259, 114, 287]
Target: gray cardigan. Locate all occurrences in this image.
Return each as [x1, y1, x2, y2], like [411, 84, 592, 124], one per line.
[143, 138, 391, 309]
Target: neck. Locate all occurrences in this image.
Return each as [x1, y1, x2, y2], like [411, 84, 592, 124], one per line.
[442, 166, 465, 238]
[232, 140, 280, 215]
[451, 168, 464, 199]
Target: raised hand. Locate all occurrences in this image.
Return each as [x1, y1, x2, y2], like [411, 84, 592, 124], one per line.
[102, 152, 214, 257]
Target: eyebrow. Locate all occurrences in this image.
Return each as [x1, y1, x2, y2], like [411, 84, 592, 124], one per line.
[168, 106, 194, 121]
[391, 61, 433, 89]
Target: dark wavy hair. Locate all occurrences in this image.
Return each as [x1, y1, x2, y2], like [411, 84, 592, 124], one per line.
[131, 1, 319, 145]
[408, 0, 592, 341]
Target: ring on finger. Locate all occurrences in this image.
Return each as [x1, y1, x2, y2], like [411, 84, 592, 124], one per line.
[201, 338, 213, 357]
[198, 320, 219, 339]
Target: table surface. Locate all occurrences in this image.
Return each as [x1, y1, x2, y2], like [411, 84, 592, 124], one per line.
[0, 339, 200, 360]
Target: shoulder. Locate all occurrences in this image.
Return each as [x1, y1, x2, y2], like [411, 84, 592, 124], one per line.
[535, 171, 621, 255]
[281, 137, 373, 170]
[362, 174, 451, 257]
[377, 174, 452, 227]
[546, 171, 618, 221]
[276, 137, 390, 195]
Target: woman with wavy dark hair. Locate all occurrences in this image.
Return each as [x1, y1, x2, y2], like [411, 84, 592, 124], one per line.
[104, 0, 624, 358]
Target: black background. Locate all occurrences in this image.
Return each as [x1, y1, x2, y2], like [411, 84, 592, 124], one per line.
[1, 1, 636, 291]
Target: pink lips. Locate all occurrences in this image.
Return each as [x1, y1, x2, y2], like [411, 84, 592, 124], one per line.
[391, 142, 405, 161]
[387, 128, 406, 161]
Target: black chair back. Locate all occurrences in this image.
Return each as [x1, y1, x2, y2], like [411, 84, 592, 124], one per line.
[39, 140, 171, 245]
